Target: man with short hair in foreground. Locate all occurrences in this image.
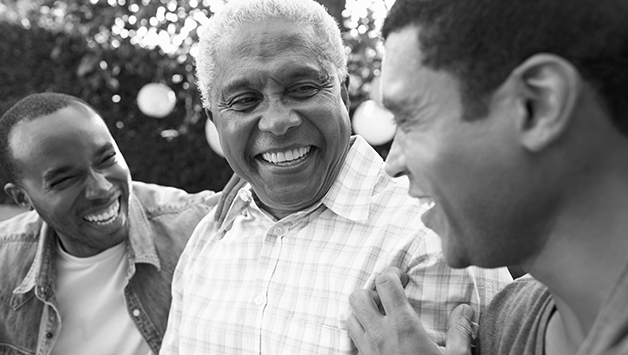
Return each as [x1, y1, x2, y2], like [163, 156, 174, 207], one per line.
[347, 0, 628, 354]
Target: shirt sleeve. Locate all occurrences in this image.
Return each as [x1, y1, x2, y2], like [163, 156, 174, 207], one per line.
[403, 230, 512, 347]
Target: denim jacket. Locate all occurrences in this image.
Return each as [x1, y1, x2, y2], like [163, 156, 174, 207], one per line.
[0, 182, 215, 355]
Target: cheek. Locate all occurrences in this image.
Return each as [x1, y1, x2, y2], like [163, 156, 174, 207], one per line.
[215, 118, 249, 157]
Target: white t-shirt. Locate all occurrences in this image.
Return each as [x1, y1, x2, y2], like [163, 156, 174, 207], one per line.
[52, 242, 152, 355]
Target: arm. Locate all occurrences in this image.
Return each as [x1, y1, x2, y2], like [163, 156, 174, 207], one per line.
[347, 267, 474, 355]
[201, 173, 245, 224]
[214, 173, 246, 223]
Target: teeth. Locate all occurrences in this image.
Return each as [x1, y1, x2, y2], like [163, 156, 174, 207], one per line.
[262, 146, 310, 164]
[418, 197, 435, 209]
[84, 199, 120, 225]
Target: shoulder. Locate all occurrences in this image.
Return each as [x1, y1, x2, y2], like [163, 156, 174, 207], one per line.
[478, 275, 552, 355]
[0, 211, 41, 299]
[484, 275, 551, 315]
[131, 181, 215, 218]
[0, 210, 43, 243]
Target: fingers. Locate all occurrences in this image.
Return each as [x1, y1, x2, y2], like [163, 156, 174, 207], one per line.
[374, 267, 413, 317]
[348, 267, 450, 355]
[444, 304, 474, 355]
[349, 289, 384, 327]
[348, 289, 384, 355]
[214, 173, 245, 222]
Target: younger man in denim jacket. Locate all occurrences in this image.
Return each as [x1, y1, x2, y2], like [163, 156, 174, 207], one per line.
[0, 93, 230, 355]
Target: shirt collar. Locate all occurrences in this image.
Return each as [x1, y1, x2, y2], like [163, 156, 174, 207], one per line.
[320, 135, 383, 223]
[13, 191, 160, 295]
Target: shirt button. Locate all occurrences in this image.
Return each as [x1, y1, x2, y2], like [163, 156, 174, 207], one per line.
[46, 332, 53, 339]
[238, 190, 252, 202]
[273, 226, 286, 236]
[254, 295, 265, 306]
[132, 309, 141, 317]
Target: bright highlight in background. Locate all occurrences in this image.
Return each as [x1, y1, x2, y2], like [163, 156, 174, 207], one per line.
[137, 83, 176, 118]
[352, 100, 396, 146]
[205, 119, 225, 157]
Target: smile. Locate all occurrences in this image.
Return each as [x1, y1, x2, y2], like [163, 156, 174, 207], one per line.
[261, 146, 311, 165]
[83, 198, 120, 225]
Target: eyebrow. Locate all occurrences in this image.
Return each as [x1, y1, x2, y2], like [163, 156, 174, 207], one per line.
[42, 143, 115, 182]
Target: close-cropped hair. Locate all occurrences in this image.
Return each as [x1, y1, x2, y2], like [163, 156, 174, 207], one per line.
[0, 93, 94, 183]
[194, 0, 348, 109]
[383, 0, 628, 135]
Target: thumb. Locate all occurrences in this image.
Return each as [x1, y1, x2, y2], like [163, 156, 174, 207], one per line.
[444, 304, 474, 355]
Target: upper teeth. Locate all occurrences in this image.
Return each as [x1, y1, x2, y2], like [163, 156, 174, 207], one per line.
[262, 146, 310, 164]
[84, 199, 119, 224]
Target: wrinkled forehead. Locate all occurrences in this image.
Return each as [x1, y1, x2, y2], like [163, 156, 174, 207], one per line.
[217, 19, 334, 70]
[208, 19, 339, 100]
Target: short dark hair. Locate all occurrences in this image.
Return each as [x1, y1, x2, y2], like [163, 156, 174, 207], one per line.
[0, 93, 95, 183]
[382, 0, 628, 134]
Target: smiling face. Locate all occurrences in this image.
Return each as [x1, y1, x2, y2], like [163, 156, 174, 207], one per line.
[208, 19, 351, 219]
[7, 103, 132, 257]
[382, 26, 548, 268]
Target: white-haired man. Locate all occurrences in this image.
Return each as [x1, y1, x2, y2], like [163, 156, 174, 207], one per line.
[160, 0, 512, 354]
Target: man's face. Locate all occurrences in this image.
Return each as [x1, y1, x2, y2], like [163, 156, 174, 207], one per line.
[9, 104, 132, 257]
[382, 26, 543, 268]
[208, 19, 351, 219]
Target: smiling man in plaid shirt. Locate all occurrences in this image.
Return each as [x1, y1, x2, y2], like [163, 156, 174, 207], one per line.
[160, 0, 512, 354]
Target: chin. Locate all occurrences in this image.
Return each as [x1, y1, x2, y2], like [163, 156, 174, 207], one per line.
[443, 254, 473, 269]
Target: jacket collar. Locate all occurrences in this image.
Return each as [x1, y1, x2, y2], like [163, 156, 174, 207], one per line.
[13, 191, 160, 295]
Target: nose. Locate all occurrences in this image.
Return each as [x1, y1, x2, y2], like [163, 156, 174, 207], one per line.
[258, 100, 302, 136]
[85, 171, 113, 200]
[385, 130, 408, 178]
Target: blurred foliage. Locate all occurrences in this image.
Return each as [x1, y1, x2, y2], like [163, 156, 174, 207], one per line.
[0, 0, 391, 204]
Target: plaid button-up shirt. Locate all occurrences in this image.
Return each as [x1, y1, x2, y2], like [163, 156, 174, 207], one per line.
[162, 136, 512, 355]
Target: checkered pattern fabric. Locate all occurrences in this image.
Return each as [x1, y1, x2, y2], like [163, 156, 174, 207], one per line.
[161, 136, 512, 355]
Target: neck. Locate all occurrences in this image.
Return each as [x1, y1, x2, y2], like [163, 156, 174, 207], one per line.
[524, 169, 628, 348]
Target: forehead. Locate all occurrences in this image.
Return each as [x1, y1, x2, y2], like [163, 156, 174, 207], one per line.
[211, 19, 333, 93]
[9, 104, 113, 173]
[381, 27, 426, 107]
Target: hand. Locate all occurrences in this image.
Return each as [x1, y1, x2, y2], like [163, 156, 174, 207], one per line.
[347, 267, 474, 355]
[214, 173, 246, 223]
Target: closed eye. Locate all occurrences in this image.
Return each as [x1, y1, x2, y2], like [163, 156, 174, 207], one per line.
[288, 84, 319, 98]
[228, 95, 261, 112]
[49, 175, 78, 190]
[97, 152, 118, 168]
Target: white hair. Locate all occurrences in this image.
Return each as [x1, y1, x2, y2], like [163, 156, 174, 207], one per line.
[194, 0, 348, 109]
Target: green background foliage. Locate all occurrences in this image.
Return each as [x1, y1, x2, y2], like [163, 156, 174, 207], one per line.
[0, 0, 389, 204]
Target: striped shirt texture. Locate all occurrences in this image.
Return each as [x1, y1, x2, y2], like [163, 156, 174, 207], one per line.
[161, 136, 512, 355]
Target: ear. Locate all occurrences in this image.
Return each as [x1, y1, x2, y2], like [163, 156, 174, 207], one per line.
[4, 183, 33, 210]
[341, 75, 351, 111]
[509, 54, 581, 152]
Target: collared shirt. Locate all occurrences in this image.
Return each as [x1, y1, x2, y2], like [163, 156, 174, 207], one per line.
[0, 182, 215, 355]
[162, 136, 512, 355]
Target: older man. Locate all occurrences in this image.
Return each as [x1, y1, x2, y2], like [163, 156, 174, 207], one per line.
[347, 0, 628, 354]
[160, 0, 511, 354]
[0, 93, 237, 354]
